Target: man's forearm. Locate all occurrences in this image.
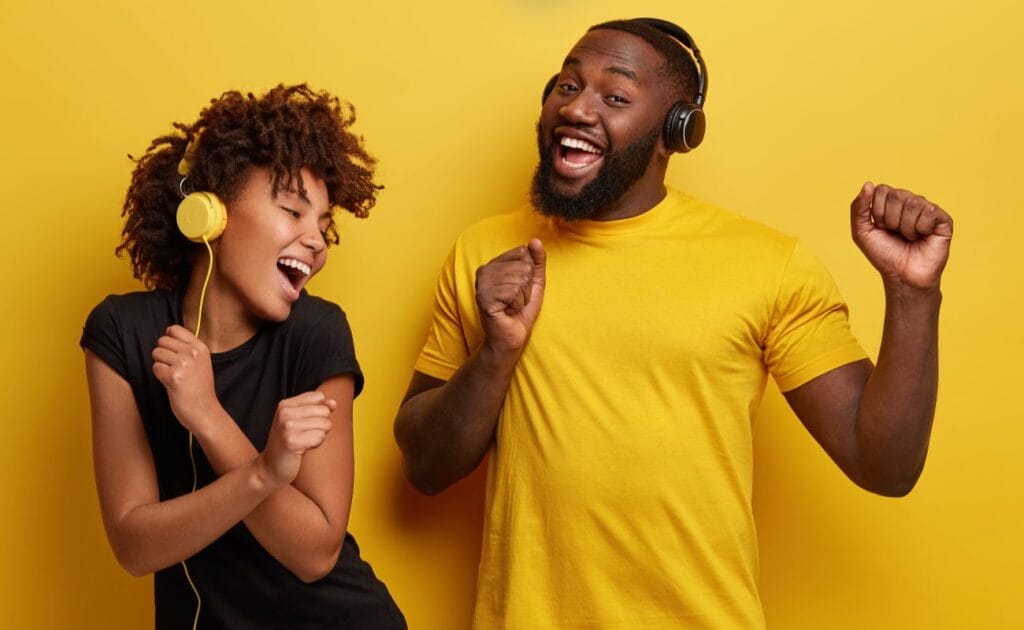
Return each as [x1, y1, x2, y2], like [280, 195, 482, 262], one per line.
[396, 343, 522, 495]
[855, 284, 942, 495]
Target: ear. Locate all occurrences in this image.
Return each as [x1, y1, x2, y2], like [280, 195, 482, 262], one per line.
[656, 133, 673, 159]
[655, 99, 675, 159]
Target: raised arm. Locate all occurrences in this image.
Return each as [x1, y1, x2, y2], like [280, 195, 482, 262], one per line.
[394, 239, 546, 495]
[785, 183, 952, 497]
[191, 377, 353, 583]
[148, 326, 353, 583]
[86, 350, 293, 576]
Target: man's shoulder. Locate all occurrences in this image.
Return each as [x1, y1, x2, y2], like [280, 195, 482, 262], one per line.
[673, 190, 789, 237]
[458, 203, 542, 242]
[668, 188, 798, 257]
[445, 204, 547, 264]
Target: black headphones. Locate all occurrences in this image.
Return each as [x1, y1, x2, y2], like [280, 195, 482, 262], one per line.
[541, 17, 708, 153]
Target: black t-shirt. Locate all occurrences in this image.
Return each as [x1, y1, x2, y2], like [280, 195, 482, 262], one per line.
[81, 290, 405, 629]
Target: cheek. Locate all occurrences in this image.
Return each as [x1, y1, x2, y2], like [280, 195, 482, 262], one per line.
[217, 226, 266, 270]
[313, 250, 328, 275]
[223, 214, 282, 250]
[538, 106, 560, 136]
[607, 105, 660, 137]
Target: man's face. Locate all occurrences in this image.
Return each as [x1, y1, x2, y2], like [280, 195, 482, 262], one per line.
[531, 28, 670, 221]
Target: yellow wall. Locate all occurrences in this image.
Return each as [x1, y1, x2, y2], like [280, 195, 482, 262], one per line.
[1, 1, 1020, 627]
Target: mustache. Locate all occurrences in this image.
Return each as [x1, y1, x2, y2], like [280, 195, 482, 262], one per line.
[535, 120, 611, 154]
[530, 122, 661, 220]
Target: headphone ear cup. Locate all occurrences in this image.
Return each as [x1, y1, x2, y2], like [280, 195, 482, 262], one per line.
[177, 192, 227, 242]
[663, 102, 706, 153]
[541, 74, 559, 104]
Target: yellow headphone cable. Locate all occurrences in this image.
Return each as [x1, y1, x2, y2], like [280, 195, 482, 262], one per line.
[180, 234, 214, 630]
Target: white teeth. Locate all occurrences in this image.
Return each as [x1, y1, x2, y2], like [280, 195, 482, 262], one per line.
[277, 258, 311, 276]
[559, 136, 602, 154]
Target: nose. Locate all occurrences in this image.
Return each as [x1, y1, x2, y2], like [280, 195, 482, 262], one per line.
[557, 89, 599, 126]
[300, 225, 327, 254]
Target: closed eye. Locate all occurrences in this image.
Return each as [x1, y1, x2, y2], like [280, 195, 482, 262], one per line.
[319, 208, 337, 244]
[281, 206, 300, 218]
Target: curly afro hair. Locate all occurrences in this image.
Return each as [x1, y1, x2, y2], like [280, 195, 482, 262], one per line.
[117, 83, 380, 291]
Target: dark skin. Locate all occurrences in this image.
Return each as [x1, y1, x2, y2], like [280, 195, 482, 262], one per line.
[394, 28, 952, 497]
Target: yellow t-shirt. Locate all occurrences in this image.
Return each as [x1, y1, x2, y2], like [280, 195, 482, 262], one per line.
[416, 189, 867, 629]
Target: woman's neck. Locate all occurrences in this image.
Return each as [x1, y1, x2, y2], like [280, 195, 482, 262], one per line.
[181, 260, 261, 353]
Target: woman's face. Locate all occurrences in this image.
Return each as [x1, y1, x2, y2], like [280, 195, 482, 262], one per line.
[211, 166, 332, 323]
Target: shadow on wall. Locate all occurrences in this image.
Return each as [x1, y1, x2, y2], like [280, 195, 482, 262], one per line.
[386, 452, 488, 626]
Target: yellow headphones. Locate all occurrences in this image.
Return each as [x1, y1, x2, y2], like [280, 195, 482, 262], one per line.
[176, 144, 227, 242]
[177, 192, 227, 242]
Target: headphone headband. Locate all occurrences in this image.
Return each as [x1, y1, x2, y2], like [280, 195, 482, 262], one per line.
[632, 17, 707, 108]
[540, 18, 709, 153]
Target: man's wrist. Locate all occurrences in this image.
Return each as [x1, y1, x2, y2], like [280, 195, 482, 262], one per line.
[478, 338, 525, 372]
[882, 280, 943, 309]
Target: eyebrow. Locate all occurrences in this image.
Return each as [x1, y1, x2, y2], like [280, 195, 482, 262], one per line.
[563, 56, 639, 83]
[279, 189, 332, 219]
[279, 187, 313, 207]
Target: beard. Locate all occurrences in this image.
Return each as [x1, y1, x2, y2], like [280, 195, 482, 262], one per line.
[530, 122, 661, 220]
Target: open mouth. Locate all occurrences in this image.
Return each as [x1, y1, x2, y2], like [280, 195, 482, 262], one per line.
[277, 257, 311, 293]
[555, 135, 605, 179]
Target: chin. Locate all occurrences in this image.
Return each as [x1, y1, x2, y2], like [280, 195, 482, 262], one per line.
[551, 175, 593, 197]
[249, 296, 295, 324]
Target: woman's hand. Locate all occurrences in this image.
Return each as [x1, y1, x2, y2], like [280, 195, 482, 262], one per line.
[151, 325, 221, 433]
[258, 392, 337, 486]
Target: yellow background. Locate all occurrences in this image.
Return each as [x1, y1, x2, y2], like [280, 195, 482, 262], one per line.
[1, 0, 1020, 627]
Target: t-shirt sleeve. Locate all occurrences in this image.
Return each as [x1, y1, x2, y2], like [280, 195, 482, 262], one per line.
[80, 296, 129, 381]
[295, 305, 365, 398]
[764, 242, 869, 392]
[414, 243, 470, 381]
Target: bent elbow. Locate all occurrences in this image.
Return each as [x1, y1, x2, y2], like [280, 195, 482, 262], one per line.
[873, 476, 919, 498]
[120, 561, 151, 578]
[295, 544, 344, 584]
[112, 547, 155, 578]
[401, 457, 450, 496]
[856, 468, 922, 498]
[412, 479, 445, 497]
[405, 465, 444, 496]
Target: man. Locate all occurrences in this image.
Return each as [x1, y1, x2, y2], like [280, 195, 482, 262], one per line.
[394, 18, 952, 628]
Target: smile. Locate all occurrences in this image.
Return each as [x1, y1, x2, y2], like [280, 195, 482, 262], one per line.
[277, 257, 311, 276]
[559, 136, 604, 169]
[277, 257, 311, 294]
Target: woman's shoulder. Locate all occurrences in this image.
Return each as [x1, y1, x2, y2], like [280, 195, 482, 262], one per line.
[85, 289, 177, 332]
[289, 291, 348, 325]
[278, 292, 356, 347]
[278, 291, 363, 394]
[92, 289, 176, 315]
[81, 290, 178, 379]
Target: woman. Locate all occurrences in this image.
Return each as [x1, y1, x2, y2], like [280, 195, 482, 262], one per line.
[81, 84, 405, 628]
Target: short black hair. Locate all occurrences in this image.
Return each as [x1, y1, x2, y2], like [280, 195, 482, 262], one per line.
[588, 19, 700, 105]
